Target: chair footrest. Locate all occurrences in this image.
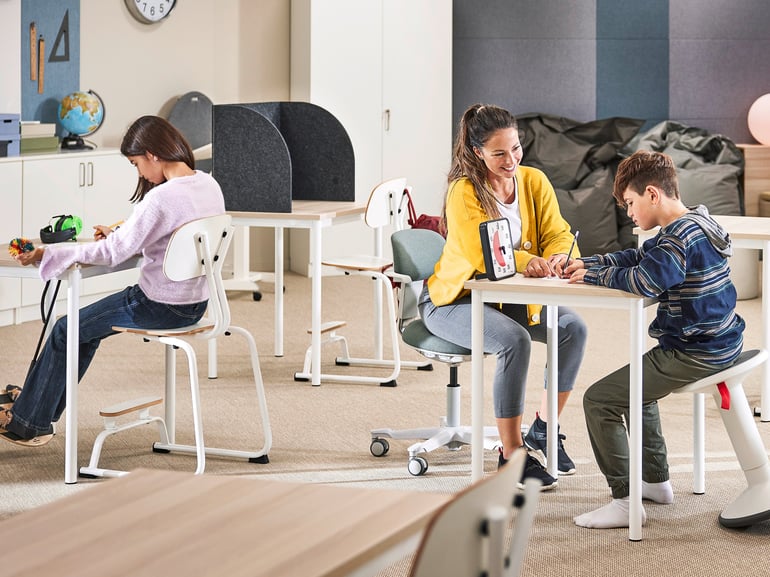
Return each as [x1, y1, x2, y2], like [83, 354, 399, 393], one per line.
[307, 320, 347, 335]
[99, 396, 163, 418]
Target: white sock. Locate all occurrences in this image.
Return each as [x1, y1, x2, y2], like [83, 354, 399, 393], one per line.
[574, 498, 647, 529]
[642, 480, 674, 504]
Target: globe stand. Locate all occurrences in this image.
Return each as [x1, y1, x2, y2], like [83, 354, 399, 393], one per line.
[61, 134, 94, 151]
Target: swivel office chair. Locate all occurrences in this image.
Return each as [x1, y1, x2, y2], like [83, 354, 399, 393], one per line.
[370, 228, 500, 475]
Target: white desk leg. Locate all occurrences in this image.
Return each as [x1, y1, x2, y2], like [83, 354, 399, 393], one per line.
[761, 241, 770, 421]
[545, 305, 558, 479]
[373, 227, 384, 359]
[628, 299, 645, 541]
[274, 227, 284, 358]
[310, 222, 322, 386]
[64, 267, 81, 484]
[471, 289, 484, 482]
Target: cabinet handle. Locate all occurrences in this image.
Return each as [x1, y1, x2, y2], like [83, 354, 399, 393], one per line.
[79, 162, 86, 187]
[87, 162, 94, 187]
[383, 109, 391, 132]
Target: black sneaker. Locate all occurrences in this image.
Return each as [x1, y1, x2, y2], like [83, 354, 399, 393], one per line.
[524, 413, 576, 475]
[498, 448, 557, 491]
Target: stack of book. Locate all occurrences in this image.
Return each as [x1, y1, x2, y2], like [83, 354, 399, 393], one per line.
[20, 121, 59, 154]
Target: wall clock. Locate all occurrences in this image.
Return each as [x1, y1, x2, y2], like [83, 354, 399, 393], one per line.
[124, 0, 176, 25]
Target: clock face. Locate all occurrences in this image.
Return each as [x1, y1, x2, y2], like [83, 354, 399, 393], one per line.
[124, 0, 176, 24]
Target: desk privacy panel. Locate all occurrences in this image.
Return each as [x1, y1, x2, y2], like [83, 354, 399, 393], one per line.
[212, 102, 355, 212]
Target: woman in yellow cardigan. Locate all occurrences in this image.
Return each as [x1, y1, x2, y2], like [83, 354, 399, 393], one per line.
[420, 104, 586, 490]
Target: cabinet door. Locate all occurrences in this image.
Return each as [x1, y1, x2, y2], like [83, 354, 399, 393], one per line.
[21, 152, 138, 306]
[80, 153, 139, 296]
[0, 160, 22, 313]
[382, 0, 452, 217]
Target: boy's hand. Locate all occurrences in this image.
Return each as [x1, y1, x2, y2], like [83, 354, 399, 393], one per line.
[563, 259, 587, 283]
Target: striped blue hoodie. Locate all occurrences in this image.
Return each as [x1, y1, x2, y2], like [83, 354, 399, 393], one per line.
[581, 205, 744, 365]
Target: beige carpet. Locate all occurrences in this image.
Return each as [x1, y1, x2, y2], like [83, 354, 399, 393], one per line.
[1, 271, 769, 576]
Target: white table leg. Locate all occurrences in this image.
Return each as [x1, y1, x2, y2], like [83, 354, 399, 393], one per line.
[628, 299, 645, 540]
[761, 240, 770, 421]
[310, 222, 322, 386]
[546, 305, 558, 479]
[274, 227, 284, 358]
[65, 267, 81, 484]
[471, 289, 484, 482]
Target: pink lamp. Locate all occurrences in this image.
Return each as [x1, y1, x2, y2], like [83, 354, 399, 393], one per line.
[748, 94, 770, 145]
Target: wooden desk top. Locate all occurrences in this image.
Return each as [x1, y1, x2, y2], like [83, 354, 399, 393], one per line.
[465, 274, 646, 304]
[0, 469, 448, 577]
[228, 200, 365, 221]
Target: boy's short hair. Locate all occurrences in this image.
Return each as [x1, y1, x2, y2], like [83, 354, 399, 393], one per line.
[613, 150, 679, 205]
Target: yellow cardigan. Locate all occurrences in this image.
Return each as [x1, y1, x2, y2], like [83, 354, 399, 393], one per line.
[427, 168, 578, 324]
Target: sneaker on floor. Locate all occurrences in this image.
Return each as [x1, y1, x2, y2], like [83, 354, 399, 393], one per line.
[498, 448, 557, 491]
[524, 413, 576, 475]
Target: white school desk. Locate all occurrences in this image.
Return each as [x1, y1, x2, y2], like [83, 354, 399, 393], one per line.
[0, 467, 449, 577]
[636, 215, 770, 421]
[0, 246, 141, 485]
[226, 200, 366, 386]
[464, 275, 655, 541]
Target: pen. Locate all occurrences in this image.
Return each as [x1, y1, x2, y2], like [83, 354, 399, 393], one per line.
[109, 220, 125, 230]
[564, 230, 579, 274]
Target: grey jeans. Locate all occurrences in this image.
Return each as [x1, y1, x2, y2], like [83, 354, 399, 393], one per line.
[418, 285, 587, 419]
[583, 346, 732, 499]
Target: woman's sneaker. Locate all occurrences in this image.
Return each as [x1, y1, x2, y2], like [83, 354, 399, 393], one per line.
[524, 413, 576, 475]
[498, 447, 557, 491]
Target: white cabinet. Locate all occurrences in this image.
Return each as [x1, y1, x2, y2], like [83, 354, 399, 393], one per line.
[0, 159, 22, 318]
[290, 0, 452, 267]
[20, 150, 138, 307]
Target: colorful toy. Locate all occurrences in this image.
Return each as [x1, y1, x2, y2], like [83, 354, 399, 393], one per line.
[8, 237, 35, 257]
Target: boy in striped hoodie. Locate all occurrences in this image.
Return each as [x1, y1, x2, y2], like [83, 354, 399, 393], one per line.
[565, 150, 745, 529]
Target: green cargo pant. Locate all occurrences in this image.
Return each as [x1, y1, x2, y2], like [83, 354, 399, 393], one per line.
[583, 346, 731, 499]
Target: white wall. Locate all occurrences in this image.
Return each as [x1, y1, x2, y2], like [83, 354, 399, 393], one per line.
[0, 0, 21, 113]
[80, 0, 290, 148]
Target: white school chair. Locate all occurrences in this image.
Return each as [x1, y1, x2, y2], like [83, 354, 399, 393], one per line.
[294, 177, 431, 386]
[409, 447, 540, 577]
[80, 214, 272, 478]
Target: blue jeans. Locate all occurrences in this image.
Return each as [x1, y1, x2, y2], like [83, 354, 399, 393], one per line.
[418, 285, 587, 419]
[8, 285, 208, 439]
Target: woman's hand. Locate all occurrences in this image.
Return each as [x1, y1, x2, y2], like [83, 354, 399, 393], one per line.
[524, 256, 556, 278]
[15, 247, 44, 266]
[547, 254, 569, 278]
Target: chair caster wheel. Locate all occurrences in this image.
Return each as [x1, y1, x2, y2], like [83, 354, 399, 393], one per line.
[370, 438, 389, 457]
[408, 456, 428, 476]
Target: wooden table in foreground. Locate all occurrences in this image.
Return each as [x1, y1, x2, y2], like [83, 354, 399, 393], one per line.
[0, 468, 448, 577]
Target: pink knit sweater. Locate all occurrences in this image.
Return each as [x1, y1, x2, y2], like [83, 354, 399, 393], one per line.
[39, 171, 226, 305]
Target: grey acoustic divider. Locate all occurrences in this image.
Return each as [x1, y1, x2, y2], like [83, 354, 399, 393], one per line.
[212, 102, 355, 213]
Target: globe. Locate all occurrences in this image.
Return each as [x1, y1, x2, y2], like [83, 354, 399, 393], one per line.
[58, 90, 105, 150]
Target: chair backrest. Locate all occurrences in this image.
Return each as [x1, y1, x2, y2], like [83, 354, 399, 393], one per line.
[391, 228, 446, 326]
[163, 214, 234, 337]
[409, 448, 540, 577]
[364, 177, 409, 230]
